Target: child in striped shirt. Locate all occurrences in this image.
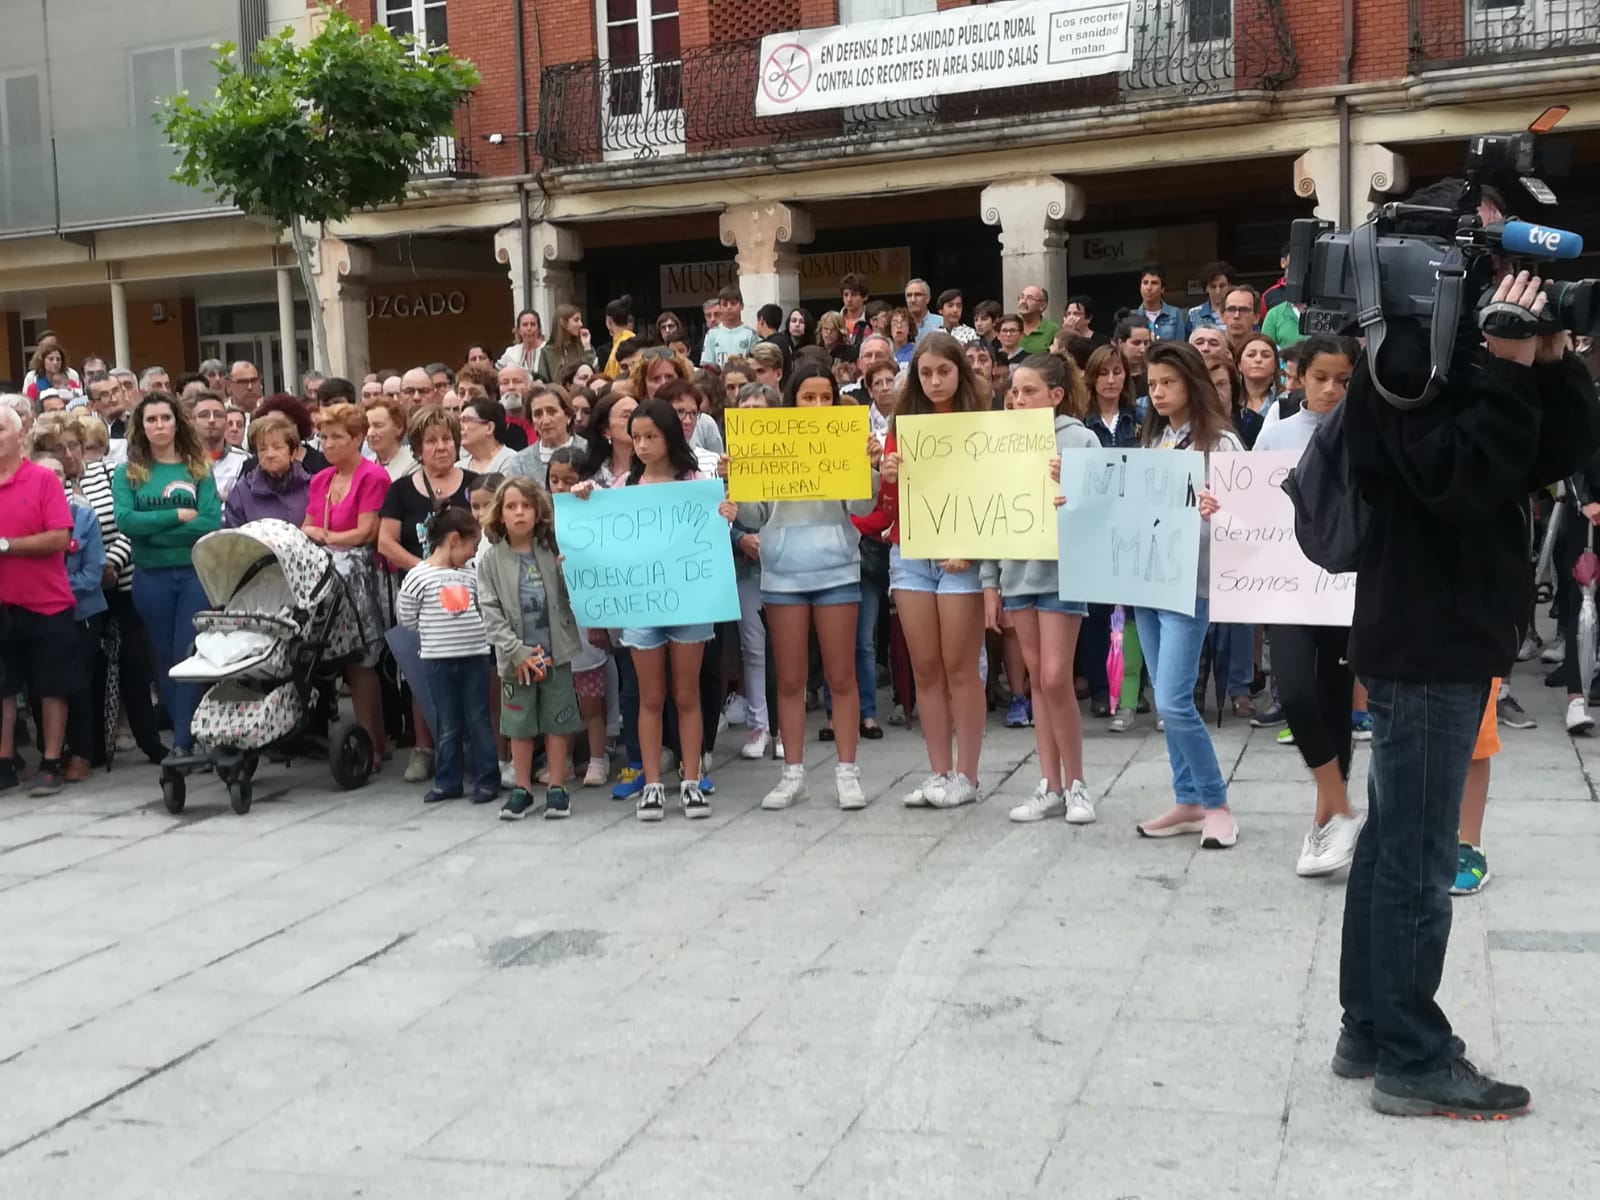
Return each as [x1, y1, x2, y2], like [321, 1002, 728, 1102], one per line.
[396, 506, 500, 805]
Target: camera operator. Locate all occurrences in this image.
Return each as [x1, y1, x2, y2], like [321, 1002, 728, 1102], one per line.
[1337, 181, 1600, 1119]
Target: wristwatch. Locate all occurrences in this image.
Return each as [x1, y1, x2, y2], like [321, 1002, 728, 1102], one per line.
[0, 537, 10, 554]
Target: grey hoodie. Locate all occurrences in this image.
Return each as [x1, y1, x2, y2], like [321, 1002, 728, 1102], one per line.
[735, 476, 881, 594]
[980, 413, 1101, 596]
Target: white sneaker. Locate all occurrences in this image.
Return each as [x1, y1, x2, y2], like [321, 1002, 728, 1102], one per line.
[1567, 697, 1595, 736]
[1155, 717, 1166, 732]
[680, 779, 711, 819]
[721, 692, 748, 729]
[1108, 711, 1133, 733]
[637, 781, 666, 822]
[583, 758, 608, 787]
[499, 760, 517, 789]
[762, 764, 809, 810]
[773, 736, 785, 760]
[1296, 811, 1364, 877]
[1541, 636, 1567, 664]
[836, 763, 867, 810]
[1008, 779, 1064, 823]
[741, 727, 771, 760]
[929, 773, 978, 809]
[1064, 780, 1097, 825]
[1516, 631, 1542, 662]
[903, 772, 950, 807]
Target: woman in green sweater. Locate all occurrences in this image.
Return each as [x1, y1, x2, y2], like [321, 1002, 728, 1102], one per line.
[112, 394, 221, 758]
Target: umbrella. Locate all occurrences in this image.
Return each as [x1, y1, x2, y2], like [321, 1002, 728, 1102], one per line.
[1573, 525, 1599, 700]
[887, 607, 916, 726]
[1107, 606, 1126, 714]
[1535, 493, 1565, 603]
[100, 616, 122, 770]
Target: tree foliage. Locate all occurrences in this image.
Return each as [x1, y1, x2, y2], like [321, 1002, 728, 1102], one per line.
[161, 8, 480, 229]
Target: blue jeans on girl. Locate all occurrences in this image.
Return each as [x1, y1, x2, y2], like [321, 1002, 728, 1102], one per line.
[1136, 600, 1227, 809]
[131, 565, 209, 753]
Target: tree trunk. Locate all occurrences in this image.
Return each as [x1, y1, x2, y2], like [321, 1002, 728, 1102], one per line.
[291, 215, 332, 376]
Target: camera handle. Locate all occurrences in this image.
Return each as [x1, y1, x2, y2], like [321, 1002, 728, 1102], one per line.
[1352, 220, 1466, 410]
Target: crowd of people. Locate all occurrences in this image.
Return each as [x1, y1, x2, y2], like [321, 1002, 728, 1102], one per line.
[4, 214, 1598, 1120]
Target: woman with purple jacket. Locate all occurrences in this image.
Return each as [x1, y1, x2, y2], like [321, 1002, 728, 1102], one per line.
[224, 413, 311, 528]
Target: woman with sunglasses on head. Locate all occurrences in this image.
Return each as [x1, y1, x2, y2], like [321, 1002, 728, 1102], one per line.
[1133, 342, 1243, 849]
[627, 346, 724, 456]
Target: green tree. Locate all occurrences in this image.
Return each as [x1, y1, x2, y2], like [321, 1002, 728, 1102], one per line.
[162, 8, 479, 373]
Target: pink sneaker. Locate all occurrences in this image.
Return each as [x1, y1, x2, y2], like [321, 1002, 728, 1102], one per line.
[1201, 807, 1238, 850]
[1136, 804, 1206, 839]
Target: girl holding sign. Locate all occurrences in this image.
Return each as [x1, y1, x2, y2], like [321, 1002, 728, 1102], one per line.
[1135, 342, 1243, 850]
[986, 355, 1103, 825]
[733, 364, 882, 812]
[1250, 334, 1365, 875]
[875, 332, 990, 810]
[570, 399, 736, 822]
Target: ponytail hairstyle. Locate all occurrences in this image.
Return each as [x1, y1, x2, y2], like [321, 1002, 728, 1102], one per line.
[1139, 341, 1234, 451]
[487, 475, 558, 552]
[626, 398, 700, 484]
[1016, 353, 1088, 420]
[604, 294, 635, 331]
[473, 471, 507, 497]
[424, 505, 480, 551]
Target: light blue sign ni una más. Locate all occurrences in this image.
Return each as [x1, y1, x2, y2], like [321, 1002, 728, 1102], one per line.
[554, 480, 739, 628]
[1057, 448, 1205, 615]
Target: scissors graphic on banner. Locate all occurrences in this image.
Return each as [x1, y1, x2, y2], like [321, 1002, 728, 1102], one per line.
[762, 44, 811, 105]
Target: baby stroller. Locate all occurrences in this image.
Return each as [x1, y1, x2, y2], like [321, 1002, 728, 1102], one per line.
[161, 519, 375, 815]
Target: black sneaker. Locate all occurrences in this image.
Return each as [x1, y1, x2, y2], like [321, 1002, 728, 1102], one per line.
[470, 788, 499, 805]
[0, 757, 17, 793]
[499, 787, 537, 821]
[29, 761, 64, 797]
[680, 780, 711, 820]
[1332, 1030, 1466, 1080]
[544, 786, 571, 821]
[423, 788, 463, 804]
[1371, 1056, 1530, 1119]
[637, 781, 666, 822]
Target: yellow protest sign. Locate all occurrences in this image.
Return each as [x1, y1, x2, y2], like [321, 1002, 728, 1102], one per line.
[897, 408, 1059, 560]
[725, 407, 872, 502]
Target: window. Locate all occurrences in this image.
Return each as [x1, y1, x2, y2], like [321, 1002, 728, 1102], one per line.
[1188, 0, 1232, 42]
[0, 73, 43, 145]
[599, 0, 682, 119]
[381, 0, 448, 48]
[840, 0, 937, 19]
[129, 45, 221, 136]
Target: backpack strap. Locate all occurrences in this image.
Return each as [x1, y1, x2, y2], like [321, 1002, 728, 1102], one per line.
[1352, 219, 1464, 411]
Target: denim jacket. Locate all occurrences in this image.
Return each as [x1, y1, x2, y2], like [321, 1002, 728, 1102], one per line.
[1142, 303, 1189, 342]
[1085, 408, 1140, 448]
[1186, 301, 1223, 331]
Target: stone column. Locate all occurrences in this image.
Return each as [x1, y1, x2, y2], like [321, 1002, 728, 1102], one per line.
[276, 267, 298, 395]
[980, 176, 1085, 318]
[497, 222, 583, 325]
[109, 280, 131, 371]
[1294, 144, 1408, 225]
[314, 236, 373, 382]
[718, 202, 814, 315]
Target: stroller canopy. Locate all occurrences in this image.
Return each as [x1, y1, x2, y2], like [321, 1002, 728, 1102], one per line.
[192, 519, 336, 610]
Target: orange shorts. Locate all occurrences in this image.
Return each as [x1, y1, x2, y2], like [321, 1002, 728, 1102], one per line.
[1472, 678, 1501, 761]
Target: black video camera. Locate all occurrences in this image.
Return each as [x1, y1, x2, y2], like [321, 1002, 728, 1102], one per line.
[1284, 106, 1598, 409]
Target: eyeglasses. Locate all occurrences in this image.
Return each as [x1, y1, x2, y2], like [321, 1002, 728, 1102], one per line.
[402, 385, 431, 396]
[233, 375, 262, 387]
[640, 347, 677, 362]
[1223, 305, 1255, 316]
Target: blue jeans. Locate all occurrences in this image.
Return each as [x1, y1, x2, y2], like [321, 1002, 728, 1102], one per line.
[822, 584, 881, 722]
[1339, 677, 1488, 1076]
[1209, 622, 1255, 698]
[1136, 600, 1226, 809]
[131, 565, 209, 752]
[420, 654, 499, 795]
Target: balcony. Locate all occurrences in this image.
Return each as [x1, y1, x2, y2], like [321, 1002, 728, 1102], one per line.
[1409, 0, 1600, 67]
[409, 97, 480, 181]
[537, 0, 1296, 170]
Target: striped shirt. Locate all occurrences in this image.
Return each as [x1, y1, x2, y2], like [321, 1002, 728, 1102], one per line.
[77, 460, 133, 592]
[396, 563, 490, 660]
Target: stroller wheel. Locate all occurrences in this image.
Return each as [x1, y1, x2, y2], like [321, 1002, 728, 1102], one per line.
[330, 717, 373, 791]
[161, 772, 186, 815]
[229, 779, 253, 816]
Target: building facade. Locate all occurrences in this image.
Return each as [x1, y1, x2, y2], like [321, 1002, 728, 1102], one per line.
[2, 0, 1597, 386]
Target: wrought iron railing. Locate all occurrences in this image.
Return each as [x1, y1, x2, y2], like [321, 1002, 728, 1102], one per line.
[1409, 0, 1600, 66]
[412, 96, 479, 179]
[537, 0, 1296, 168]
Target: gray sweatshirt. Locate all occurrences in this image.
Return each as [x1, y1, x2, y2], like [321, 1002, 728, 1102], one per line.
[980, 413, 1102, 595]
[735, 479, 880, 594]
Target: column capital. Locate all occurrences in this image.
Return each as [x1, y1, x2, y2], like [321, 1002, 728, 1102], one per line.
[316, 236, 373, 287]
[980, 176, 1086, 233]
[1294, 145, 1408, 224]
[718, 202, 814, 275]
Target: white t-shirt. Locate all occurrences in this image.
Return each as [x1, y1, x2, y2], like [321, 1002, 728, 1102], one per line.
[210, 446, 249, 499]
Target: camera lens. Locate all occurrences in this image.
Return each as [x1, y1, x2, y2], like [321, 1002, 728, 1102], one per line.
[1544, 280, 1600, 338]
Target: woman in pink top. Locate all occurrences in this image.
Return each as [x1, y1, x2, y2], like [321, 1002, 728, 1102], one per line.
[304, 402, 391, 768]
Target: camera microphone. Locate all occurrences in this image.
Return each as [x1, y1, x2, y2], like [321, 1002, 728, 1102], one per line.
[1498, 221, 1584, 260]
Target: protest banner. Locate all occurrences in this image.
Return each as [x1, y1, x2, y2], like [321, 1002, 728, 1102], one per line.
[897, 408, 1058, 560]
[553, 480, 738, 627]
[725, 407, 871, 503]
[754, 0, 1135, 116]
[1057, 447, 1204, 615]
[1208, 451, 1356, 625]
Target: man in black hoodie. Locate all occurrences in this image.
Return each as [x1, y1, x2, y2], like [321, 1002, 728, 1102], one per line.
[1338, 252, 1600, 1117]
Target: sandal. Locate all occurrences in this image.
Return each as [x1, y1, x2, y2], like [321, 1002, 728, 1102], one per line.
[859, 720, 884, 740]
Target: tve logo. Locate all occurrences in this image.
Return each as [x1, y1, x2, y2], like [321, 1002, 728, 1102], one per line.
[1527, 226, 1563, 252]
[1502, 220, 1584, 260]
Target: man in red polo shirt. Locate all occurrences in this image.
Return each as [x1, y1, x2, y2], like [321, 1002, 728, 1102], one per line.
[0, 406, 78, 796]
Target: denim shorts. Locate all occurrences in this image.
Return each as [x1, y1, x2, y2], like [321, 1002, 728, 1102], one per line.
[620, 623, 715, 651]
[762, 583, 861, 608]
[888, 545, 982, 595]
[1001, 593, 1089, 617]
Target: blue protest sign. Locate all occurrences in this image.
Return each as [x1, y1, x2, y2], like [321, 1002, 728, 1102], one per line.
[1057, 448, 1205, 616]
[554, 480, 739, 627]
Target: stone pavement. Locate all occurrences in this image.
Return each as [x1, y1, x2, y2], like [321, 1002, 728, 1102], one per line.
[1, 655, 1598, 1199]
